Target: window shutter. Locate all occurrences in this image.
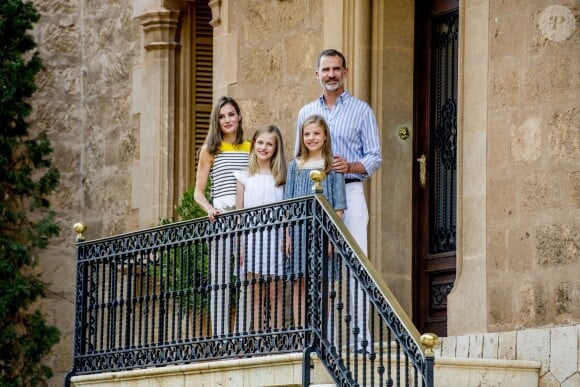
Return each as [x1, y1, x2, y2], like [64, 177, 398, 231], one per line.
[192, 2, 213, 165]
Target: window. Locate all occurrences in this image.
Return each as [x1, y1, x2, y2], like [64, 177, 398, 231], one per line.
[192, 2, 213, 172]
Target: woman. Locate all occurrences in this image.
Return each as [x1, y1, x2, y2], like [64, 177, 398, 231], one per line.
[194, 96, 251, 337]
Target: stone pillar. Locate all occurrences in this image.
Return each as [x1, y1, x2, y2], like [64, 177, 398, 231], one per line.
[135, 6, 180, 227]
[447, 0, 489, 335]
[351, 0, 371, 102]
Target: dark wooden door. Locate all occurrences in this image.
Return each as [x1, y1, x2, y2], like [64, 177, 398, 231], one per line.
[412, 0, 459, 337]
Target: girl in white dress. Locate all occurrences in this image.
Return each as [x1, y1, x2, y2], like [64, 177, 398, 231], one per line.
[234, 125, 287, 331]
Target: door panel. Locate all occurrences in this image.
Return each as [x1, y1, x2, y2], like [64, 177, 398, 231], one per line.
[413, 0, 458, 337]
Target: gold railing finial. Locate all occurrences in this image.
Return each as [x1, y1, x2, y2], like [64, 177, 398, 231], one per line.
[420, 333, 440, 357]
[309, 169, 326, 193]
[73, 222, 87, 242]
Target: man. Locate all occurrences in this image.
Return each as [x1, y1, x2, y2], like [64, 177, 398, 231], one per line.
[295, 49, 382, 353]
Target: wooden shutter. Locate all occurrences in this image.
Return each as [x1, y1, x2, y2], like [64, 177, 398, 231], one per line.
[192, 1, 213, 169]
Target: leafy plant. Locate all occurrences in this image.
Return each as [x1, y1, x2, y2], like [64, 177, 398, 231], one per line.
[160, 184, 209, 225]
[0, 0, 61, 385]
[159, 185, 211, 317]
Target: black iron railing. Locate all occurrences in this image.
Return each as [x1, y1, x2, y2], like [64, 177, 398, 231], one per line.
[66, 192, 435, 386]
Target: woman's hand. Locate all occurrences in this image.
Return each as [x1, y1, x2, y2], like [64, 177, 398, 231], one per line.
[206, 206, 221, 222]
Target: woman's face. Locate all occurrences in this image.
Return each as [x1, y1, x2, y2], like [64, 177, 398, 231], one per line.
[302, 123, 326, 153]
[218, 103, 241, 136]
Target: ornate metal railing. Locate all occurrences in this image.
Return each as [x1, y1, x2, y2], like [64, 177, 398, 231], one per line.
[66, 185, 436, 386]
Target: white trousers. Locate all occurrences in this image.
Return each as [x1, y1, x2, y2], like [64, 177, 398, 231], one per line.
[342, 182, 370, 350]
[210, 195, 238, 336]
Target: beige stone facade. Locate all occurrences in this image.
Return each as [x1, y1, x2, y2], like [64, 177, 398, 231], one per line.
[27, 0, 578, 385]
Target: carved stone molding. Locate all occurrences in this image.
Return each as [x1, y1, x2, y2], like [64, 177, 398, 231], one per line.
[209, 0, 221, 27]
[139, 6, 181, 51]
[134, 5, 182, 224]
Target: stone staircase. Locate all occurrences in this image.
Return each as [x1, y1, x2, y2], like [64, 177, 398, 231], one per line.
[306, 354, 541, 387]
[70, 350, 541, 386]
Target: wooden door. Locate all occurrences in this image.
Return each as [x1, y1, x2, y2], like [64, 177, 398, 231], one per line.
[412, 0, 459, 337]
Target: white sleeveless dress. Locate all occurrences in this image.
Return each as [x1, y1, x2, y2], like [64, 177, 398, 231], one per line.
[234, 170, 285, 275]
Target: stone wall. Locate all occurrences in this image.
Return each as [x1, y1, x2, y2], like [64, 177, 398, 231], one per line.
[437, 324, 580, 386]
[486, 2, 579, 331]
[216, 0, 323, 161]
[30, 0, 139, 384]
[23, 0, 580, 385]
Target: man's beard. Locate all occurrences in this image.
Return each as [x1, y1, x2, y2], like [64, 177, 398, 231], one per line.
[321, 78, 343, 92]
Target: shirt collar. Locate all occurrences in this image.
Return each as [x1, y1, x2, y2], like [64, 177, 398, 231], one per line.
[318, 89, 350, 107]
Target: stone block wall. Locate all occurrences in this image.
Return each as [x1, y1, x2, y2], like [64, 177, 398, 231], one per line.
[20, 0, 580, 385]
[436, 324, 580, 386]
[30, 0, 139, 384]
[221, 0, 323, 159]
[486, 1, 579, 331]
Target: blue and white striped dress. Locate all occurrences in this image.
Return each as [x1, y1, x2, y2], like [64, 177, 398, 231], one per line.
[283, 159, 346, 277]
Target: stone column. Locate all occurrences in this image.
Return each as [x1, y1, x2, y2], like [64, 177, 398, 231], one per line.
[351, 0, 371, 102]
[135, 6, 180, 227]
[447, 0, 489, 335]
[341, 0, 384, 266]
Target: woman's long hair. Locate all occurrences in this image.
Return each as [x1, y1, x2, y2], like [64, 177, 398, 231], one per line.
[248, 125, 287, 186]
[296, 115, 333, 173]
[204, 96, 245, 155]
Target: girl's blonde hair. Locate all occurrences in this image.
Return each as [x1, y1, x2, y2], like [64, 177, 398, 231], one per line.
[296, 115, 333, 173]
[204, 96, 245, 155]
[248, 125, 287, 186]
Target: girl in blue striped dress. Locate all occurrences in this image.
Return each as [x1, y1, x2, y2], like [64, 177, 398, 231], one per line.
[284, 114, 347, 327]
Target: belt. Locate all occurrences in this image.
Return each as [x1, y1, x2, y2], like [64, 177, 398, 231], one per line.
[345, 178, 362, 184]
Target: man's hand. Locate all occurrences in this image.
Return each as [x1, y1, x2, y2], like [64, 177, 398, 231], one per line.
[332, 155, 349, 173]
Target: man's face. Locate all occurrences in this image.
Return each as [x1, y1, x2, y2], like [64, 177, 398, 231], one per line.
[316, 55, 348, 92]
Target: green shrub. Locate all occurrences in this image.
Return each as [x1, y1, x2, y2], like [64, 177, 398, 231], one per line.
[0, 1, 60, 385]
[159, 185, 211, 317]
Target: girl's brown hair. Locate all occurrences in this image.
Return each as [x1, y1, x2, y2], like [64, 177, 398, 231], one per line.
[248, 125, 287, 186]
[296, 115, 333, 173]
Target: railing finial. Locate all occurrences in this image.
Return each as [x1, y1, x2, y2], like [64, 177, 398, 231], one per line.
[309, 169, 326, 193]
[420, 333, 440, 357]
[73, 222, 87, 242]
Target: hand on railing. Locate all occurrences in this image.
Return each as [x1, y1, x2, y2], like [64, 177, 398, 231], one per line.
[206, 206, 221, 222]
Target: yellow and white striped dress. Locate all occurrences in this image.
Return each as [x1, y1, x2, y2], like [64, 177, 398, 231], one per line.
[209, 140, 251, 211]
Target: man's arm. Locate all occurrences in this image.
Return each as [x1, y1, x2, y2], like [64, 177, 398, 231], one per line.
[358, 108, 382, 176]
[331, 156, 366, 175]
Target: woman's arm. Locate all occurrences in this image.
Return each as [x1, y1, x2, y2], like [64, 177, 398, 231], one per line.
[194, 145, 219, 221]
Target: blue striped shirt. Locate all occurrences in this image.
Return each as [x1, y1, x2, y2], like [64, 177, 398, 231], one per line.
[295, 90, 382, 180]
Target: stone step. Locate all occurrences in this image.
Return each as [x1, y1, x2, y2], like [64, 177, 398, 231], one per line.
[311, 356, 542, 387]
[69, 353, 542, 387]
[436, 357, 541, 387]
